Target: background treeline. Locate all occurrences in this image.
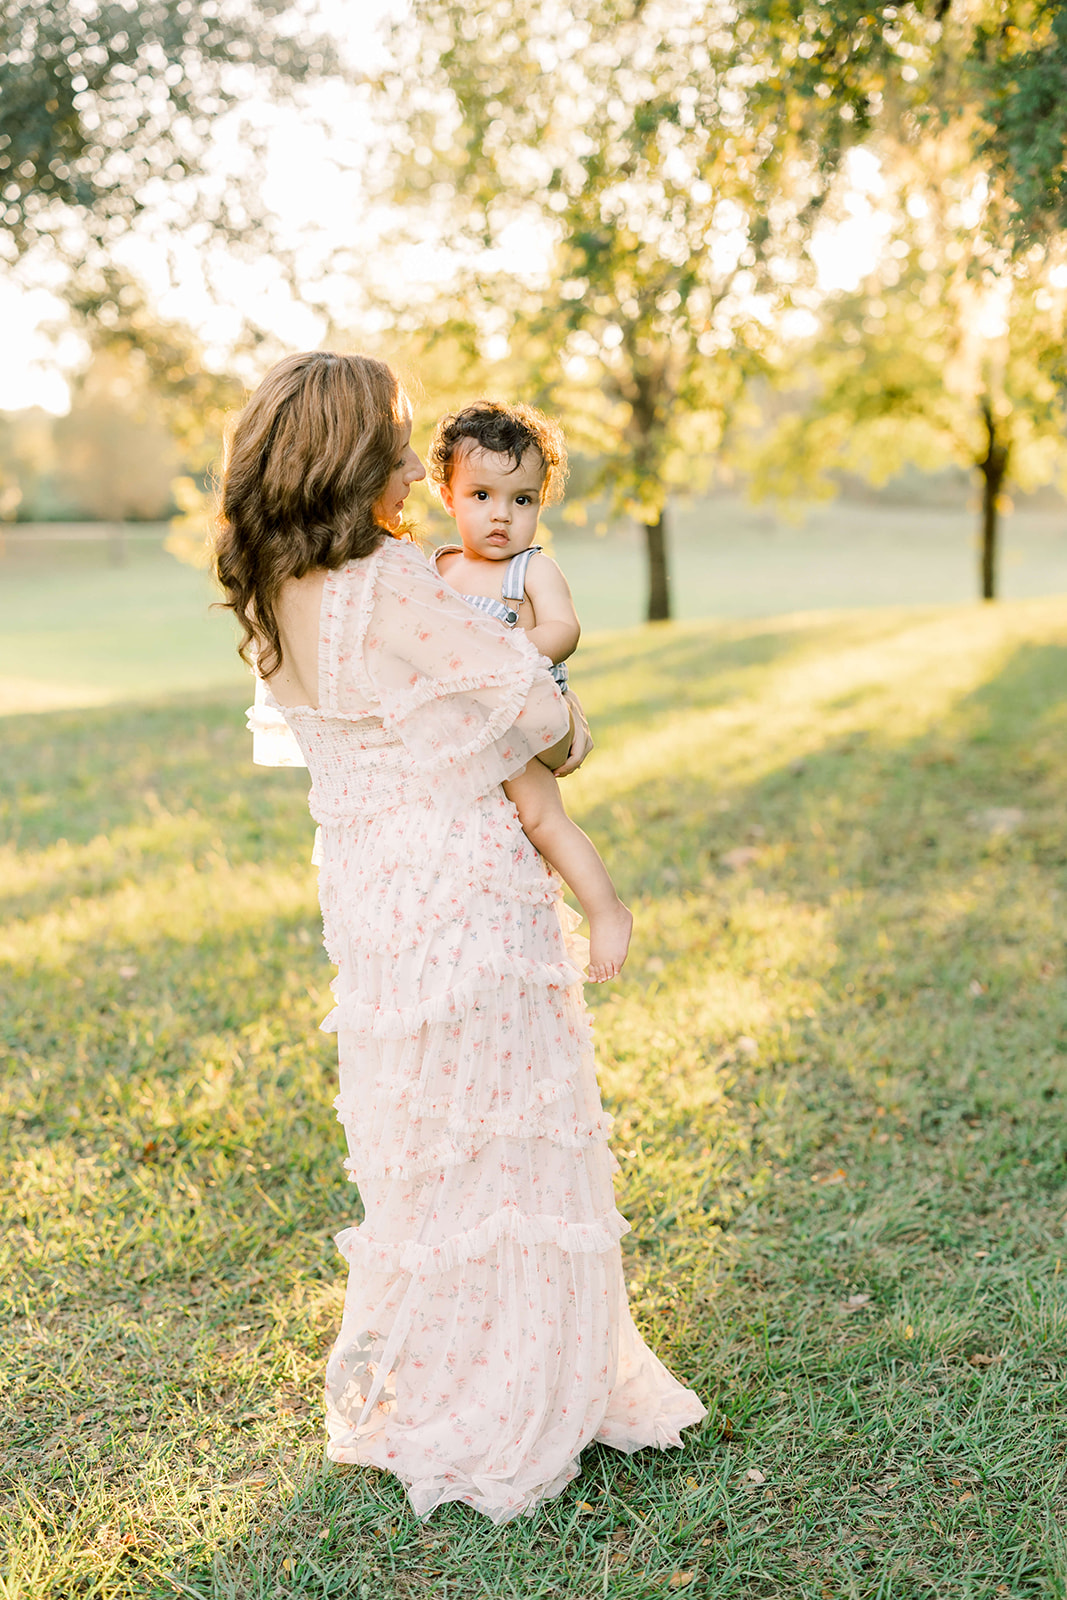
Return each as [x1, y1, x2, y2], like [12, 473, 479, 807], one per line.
[3, 0, 1067, 607]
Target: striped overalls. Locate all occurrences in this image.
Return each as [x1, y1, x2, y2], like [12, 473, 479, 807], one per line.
[432, 544, 569, 691]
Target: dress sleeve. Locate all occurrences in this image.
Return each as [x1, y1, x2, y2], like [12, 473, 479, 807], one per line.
[357, 540, 569, 803]
[246, 670, 307, 769]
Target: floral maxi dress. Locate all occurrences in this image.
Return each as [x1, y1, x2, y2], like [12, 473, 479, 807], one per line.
[249, 538, 705, 1522]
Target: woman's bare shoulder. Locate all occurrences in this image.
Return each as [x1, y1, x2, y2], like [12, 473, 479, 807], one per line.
[276, 565, 329, 621]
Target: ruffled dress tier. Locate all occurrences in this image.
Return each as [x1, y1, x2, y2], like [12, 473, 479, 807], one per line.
[252, 537, 705, 1522]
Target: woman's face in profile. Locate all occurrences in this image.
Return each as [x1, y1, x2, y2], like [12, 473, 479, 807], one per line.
[374, 419, 426, 529]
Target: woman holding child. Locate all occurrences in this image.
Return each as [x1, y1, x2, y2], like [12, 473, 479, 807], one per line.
[215, 350, 704, 1523]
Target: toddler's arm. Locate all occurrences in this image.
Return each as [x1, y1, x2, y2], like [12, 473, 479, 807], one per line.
[523, 553, 580, 666]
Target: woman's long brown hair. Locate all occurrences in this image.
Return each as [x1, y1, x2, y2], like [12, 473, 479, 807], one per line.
[215, 350, 407, 678]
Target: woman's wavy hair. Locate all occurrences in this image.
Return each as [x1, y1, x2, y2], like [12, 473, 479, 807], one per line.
[215, 350, 408, 678]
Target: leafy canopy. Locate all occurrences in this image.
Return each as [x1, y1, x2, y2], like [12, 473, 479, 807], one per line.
[0, 0, 340, 262]
[378, 0, 809, 523]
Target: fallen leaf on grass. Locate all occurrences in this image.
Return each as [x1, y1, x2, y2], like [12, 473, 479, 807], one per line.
[744, 1468, 766, 1485]
[576, 1501, 596, 1513]
[811, 1168, 847, 1186]
[668, 1573, 695, 1590]
[958, 1491, 974, 1503]
[968, 979, 987, 998]
[719, 1416, 734, 1440]
[969, 806, 1024, 836]
[720, 845, 761, 871]
[967, 1352, 998, 1368]
[912, 748, 958, 768]
[842, 1293, 871, 1311]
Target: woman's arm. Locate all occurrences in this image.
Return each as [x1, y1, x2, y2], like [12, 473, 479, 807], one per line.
[364, 540, 572, 757]
[539, 689, 592, 776]
[538, 706, 575, 771]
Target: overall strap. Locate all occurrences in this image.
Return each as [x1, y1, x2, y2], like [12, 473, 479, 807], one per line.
[430, 542, 463, 573]
[501, 545, 542, 605]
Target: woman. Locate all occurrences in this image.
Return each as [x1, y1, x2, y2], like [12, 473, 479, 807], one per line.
[215, 350, 705, 1523]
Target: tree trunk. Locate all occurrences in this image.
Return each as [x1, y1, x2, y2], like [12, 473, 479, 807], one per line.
[978, 399, 1009, 603]
[643, 509, 671, 622]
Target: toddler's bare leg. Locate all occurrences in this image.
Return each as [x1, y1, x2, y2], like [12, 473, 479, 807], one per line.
[504, 761, 633, 982]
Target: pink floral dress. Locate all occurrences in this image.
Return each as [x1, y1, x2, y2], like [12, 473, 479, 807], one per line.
[248, 537, 705, 1522]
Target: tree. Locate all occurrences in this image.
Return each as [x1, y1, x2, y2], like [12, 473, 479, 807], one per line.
[977, 0, 1067, 241]
[377, 0, 803, 621]
[66, 270, 248, 565]
[0, 0, 339, 256]
[0, 1, 342, 309]
[52, 345, 182, 553]
[67, 269, 243, 474]
[742, 0, 1067, 242]
[724, 2, 1067, 599]
[750, 128, 1067, 600]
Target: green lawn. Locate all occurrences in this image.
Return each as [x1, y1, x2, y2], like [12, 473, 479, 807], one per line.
[2, 496, 1066, 712]
[3, 595, 1067, 1597]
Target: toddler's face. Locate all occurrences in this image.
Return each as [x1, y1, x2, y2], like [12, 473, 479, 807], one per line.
[440, 444, 545, 560]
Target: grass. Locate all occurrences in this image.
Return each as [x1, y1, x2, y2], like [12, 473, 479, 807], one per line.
[3, 493, 1067, 711]
[3, 594, 1067, 1597]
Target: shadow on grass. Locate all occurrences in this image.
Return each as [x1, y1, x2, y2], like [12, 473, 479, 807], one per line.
[5, 630, 1067, 1596]
[1, 687, 309, 855]
[166, 1439, 717, 1600]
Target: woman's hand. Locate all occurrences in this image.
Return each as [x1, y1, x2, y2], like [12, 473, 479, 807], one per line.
[554, 689, 593, 777]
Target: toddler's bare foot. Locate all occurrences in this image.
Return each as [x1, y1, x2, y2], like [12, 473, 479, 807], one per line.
[587, 901, 633, 983]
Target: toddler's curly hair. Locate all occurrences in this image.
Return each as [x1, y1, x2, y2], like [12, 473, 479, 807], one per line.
[428, 400, 568, 506]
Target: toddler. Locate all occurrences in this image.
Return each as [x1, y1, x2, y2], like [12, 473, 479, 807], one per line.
[428, 401, 632, 982]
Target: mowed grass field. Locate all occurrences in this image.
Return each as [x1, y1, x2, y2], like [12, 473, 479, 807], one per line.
[3, 555, 1067, 1593]
[2, 494, 1067, 712]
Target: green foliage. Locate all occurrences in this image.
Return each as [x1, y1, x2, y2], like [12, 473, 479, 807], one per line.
[0, 285, 244, 527]
[0, 272, 246, 529]
[0, 0, 341, 261]
[747, 0, 1067, 245]
[0, 409, 57, 522]
[4, 598, 1067, 1594]
[379, 0, 803, 617]
[740, 0, 940, 164]
[747, 113, 1067, 598]
[51, 348, 182, 524]
[977, 0, 1067, 242]
[67, 270, 245, 472]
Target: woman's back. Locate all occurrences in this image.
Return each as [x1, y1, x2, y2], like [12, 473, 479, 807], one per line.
[268, 567, 328, 709]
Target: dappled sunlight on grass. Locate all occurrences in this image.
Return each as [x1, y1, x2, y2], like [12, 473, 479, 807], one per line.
[4, 599, 1067, 1595]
